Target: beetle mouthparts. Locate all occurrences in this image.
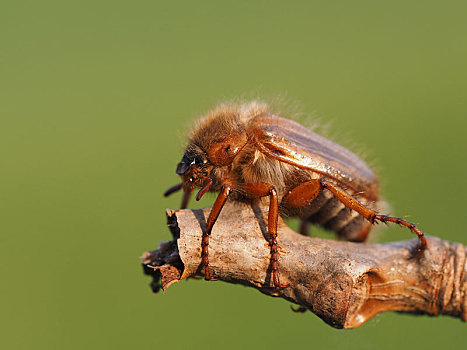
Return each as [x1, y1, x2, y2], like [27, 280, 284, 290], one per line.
[176, 162, 189, 175]
[196, 179, 213, 201]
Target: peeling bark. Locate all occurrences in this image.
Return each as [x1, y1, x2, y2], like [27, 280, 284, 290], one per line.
[142, 202, 467, 329]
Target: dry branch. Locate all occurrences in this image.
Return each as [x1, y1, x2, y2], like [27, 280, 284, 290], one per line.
[142, 202, 467, 329]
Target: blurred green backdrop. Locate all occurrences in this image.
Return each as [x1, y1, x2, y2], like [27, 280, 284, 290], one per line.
[1, 1, 466, 349]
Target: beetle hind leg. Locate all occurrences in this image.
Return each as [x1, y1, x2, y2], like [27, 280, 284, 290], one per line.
[321, 180, 426, 257]
[283, 179, 323, 237]
[373, 214, 426, 257]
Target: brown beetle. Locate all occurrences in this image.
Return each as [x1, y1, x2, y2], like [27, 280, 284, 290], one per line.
[164, 101, 426, 288]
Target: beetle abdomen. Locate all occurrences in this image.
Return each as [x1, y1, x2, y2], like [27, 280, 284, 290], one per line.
[291, 188, 376, 242]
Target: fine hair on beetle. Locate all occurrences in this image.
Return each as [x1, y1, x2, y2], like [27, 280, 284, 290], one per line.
[164, 100, 427, 288]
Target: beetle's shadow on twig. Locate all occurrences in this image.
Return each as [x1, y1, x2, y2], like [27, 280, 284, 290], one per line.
[191, 209, 207, 276]
[251, 203, 273, 288]
[192, 208, 207, 233]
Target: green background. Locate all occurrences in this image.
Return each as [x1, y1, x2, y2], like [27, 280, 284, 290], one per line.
[1, 1, 466, 349]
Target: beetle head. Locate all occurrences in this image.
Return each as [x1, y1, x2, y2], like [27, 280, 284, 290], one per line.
[176, 133, 248, 200]
[176, 144, 213, 192]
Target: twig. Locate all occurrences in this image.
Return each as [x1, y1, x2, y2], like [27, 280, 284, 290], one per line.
[142, 202, 467, 329]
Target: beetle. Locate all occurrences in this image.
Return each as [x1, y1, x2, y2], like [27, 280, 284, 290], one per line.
[164, 101, 426, 288]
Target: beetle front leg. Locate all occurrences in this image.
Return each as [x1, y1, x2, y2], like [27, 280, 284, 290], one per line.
[203, 184, 232, 281]
[321, 180, 427, 257]
[180, 188, 192, 209]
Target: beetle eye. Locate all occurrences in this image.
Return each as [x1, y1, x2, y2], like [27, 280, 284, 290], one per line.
[194, 154, 205, 165]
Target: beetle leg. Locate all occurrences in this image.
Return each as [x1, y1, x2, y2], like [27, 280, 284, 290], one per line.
[321, 180, 426, 257]
[267, 186, 289, 288]
[203, 184, 232, 281]
[354, 222, 372, 242]
[243, 183, 288, 288]
[164, 183, 183, 197]
[282, 180, 322, 236]
[282, 179, 322, 208]
[299, 220, 310, 236]
[372, 215, 426, 258]
[180, 187, 192, 209]
[164, 183, 192, 209]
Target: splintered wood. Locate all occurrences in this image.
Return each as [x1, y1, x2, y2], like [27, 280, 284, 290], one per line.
[142, 202, 467, 329]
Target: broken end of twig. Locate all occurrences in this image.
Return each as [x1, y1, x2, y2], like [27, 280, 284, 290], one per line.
[141, 210, 187, 292]
[142, 251, 181, 293]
